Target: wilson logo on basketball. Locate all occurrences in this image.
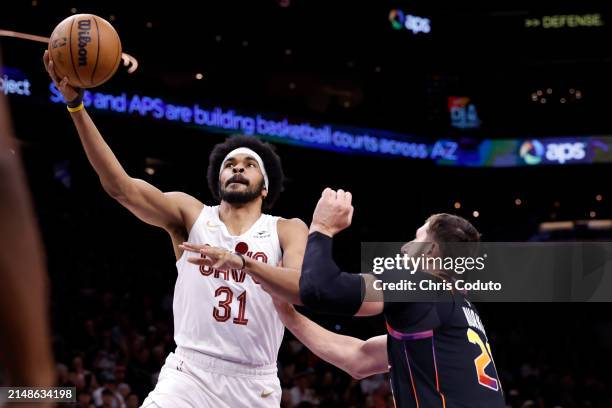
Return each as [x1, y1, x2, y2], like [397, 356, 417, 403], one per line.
[77, 19, 92, 66]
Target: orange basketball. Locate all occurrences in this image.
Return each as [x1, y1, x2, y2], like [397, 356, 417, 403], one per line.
[48, 14, 122, 88]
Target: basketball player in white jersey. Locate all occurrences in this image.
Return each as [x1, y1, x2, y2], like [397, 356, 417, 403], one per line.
[44, 51, 308, 407]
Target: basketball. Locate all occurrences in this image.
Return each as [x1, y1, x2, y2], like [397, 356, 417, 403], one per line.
[48, 14, 122, 88]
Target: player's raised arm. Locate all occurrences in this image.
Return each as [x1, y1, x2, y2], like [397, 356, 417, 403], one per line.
[43, 51, 199, 236]
[273, 300, 388, 380]
[299, 188, 384, 316]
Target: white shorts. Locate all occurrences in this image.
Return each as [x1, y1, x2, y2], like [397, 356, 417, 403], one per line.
[141, 347, 281, 408]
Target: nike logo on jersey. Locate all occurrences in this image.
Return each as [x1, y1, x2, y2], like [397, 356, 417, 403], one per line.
[260, 390, 274, 398]
[254, 230, 271, 238]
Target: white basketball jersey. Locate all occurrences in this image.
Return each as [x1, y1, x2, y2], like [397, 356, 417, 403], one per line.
[173, 205, 285, 366]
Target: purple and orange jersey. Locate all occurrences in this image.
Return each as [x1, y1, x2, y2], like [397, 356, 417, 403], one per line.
[383, 287, 504, 407]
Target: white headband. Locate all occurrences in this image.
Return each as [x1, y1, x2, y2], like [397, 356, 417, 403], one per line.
[220, 147, 269, 190]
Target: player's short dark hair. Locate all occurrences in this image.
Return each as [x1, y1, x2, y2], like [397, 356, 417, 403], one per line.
[426, 213, 481, 258]
[207, 135, 284, 210]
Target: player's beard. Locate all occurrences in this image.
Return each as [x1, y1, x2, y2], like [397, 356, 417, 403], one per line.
[220, 178, 265, 205]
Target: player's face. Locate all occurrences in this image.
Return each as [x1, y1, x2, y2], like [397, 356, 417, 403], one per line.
[219, 153, 268, 205]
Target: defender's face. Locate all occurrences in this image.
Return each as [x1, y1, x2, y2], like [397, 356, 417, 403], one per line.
[414, 222, 430, 243]
[401, 222, 435, 257]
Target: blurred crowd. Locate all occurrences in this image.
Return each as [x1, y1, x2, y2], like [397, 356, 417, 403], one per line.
[45, 286, 612, 408]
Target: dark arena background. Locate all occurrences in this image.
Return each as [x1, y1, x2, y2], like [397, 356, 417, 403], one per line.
[2, 1, 612, 407]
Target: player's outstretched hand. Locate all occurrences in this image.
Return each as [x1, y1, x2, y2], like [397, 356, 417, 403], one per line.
[180, 242, 245, 271]
[310, 187, 354, 237]
[43, 50, 80, 103]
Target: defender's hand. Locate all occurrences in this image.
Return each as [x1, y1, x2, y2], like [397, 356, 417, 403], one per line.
[310, 188, 354, 237]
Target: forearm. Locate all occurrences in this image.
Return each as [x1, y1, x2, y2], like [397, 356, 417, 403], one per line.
[70, 109, 131, 196]
[280, 307, 387, 379]
[299, 232, 363, 315]
[245, 259, 302, 305]
[282, 309, 366, 377]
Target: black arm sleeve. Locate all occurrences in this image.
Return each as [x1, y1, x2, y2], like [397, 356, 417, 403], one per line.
[299, 232, 364, 315]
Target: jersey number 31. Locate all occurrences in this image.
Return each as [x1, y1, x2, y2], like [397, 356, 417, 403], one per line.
[213, 287, 249, 325]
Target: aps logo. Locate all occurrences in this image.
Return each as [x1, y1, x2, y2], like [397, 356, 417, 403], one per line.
[389, 9, 431, 34]
[519, 140, 545, 165]
[520, 139, 586, 165]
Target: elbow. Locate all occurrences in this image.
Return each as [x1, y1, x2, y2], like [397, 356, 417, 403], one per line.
[299, 274, 321, 310]
[346, 364, 371, 381]
[299, 262, 337, 311]
[346, 353, 382, 380]
[299, 289, 320, 311]
[349, 370, 367, 381]
[103, 184, 123, 200]
[102, 177, 132, 201]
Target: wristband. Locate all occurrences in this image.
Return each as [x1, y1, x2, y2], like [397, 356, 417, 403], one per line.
[66, 88, 84, 108]
[233, 252, 247, 269]
[67, 102, 84, 113]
